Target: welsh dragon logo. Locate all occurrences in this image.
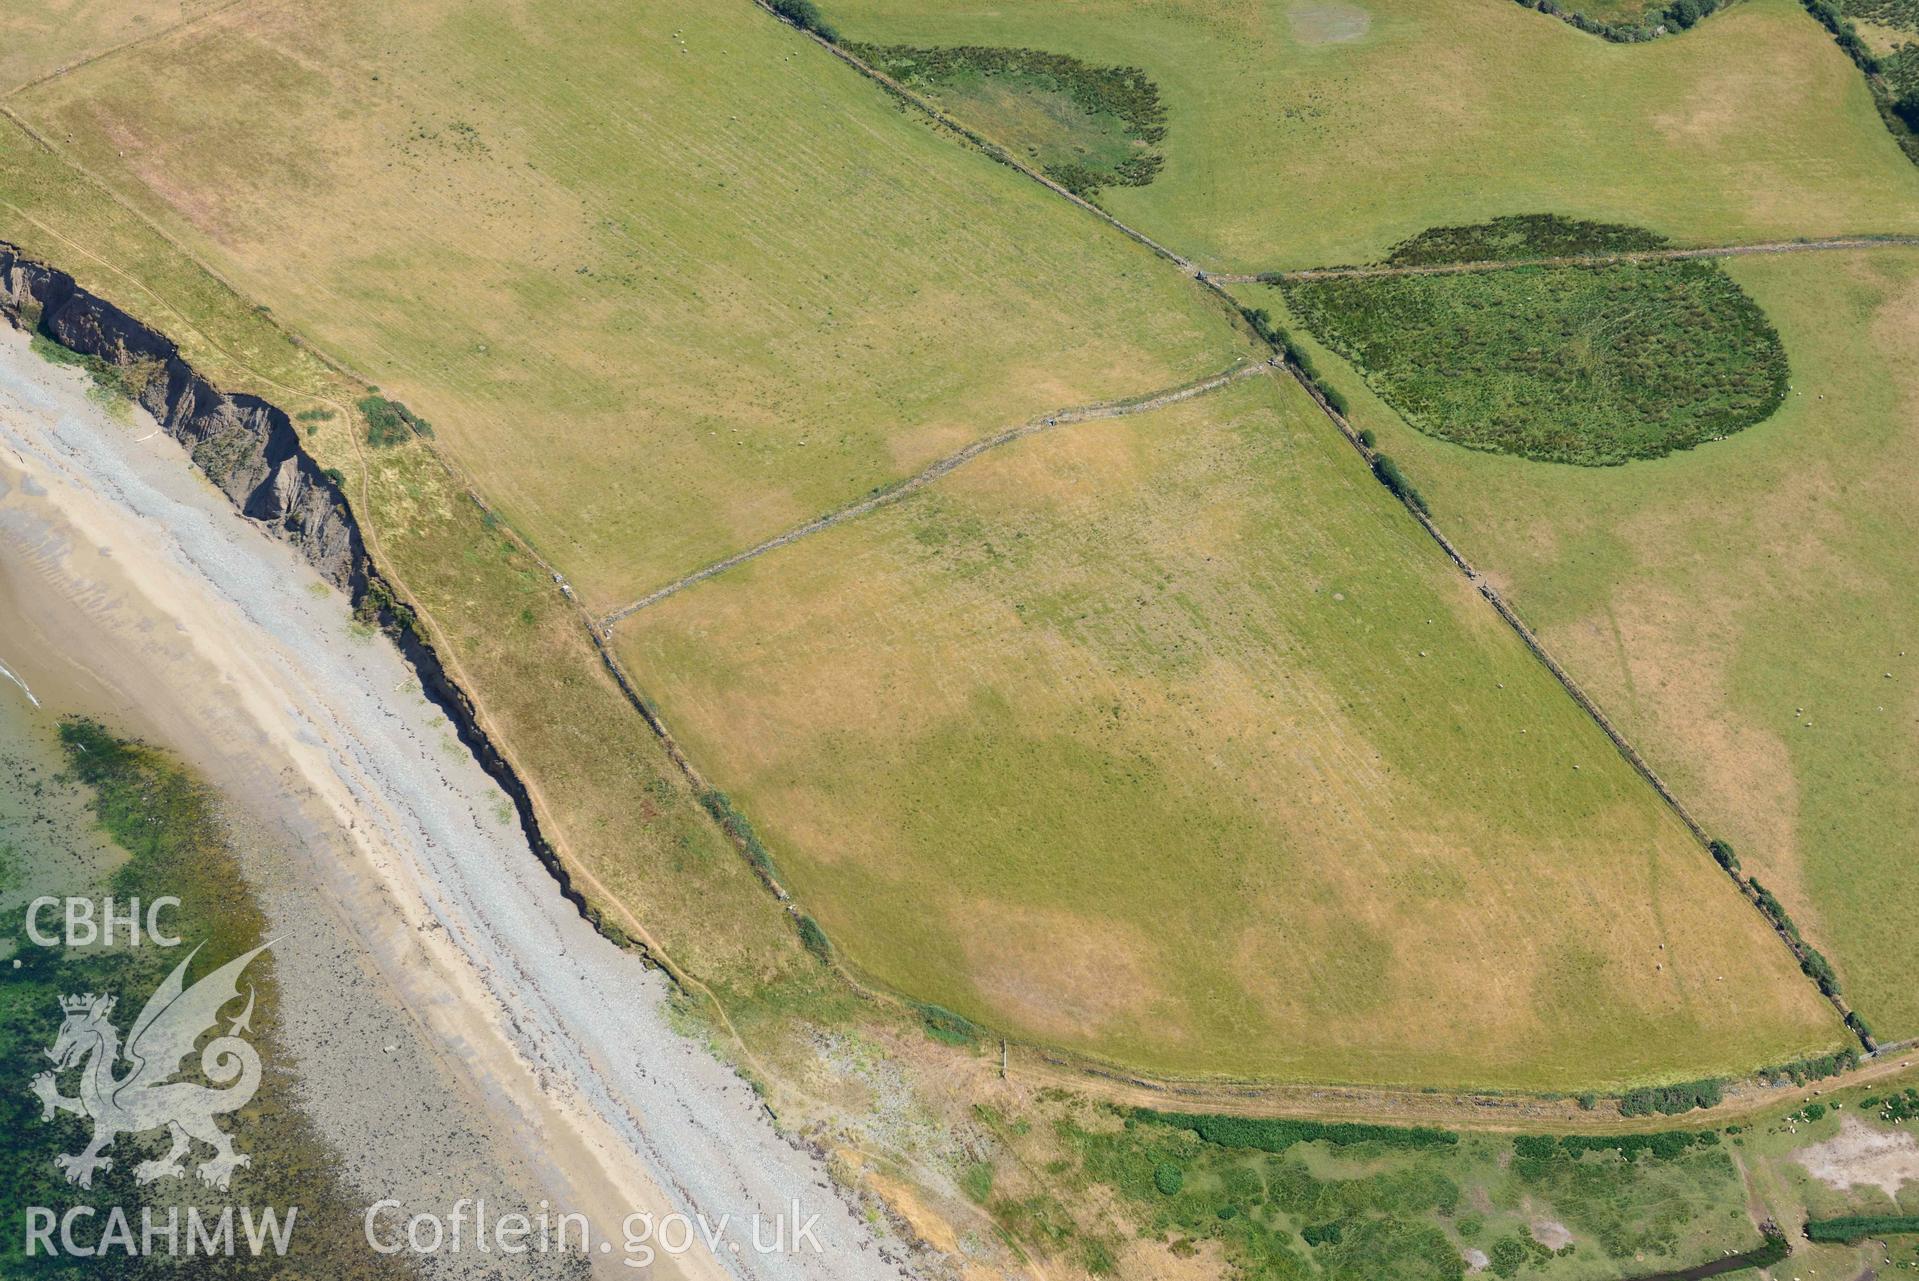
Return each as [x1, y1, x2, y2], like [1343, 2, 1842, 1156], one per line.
[31, 942, 271, 1191]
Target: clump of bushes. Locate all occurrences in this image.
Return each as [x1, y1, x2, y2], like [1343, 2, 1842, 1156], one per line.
[1758, 1048, 1859, 1085]
[1617, 1078, 1725, 1117]
[794, 913, 831, 962]
[847, 43, 1166, 197]
[1708, 838, 1741, 872]
[915, 1002, 983, 1047]
[359, 395, 434, 447]
[1371, 454, 1427, 513]
[768, 0, 838, 41]
[1514, 0, 1729, 43]
[697, 788, 780, 883]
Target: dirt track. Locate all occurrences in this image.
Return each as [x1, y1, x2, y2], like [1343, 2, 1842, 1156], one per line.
[599, 357, 1273, 626]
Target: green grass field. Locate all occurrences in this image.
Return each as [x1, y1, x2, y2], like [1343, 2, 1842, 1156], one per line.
[615, 372, 1839, 1088]
[1245, 247, 1919, 1045]
[824, 0, 1919, 269]
[1281, 223, 1789, 464]
[12, 0, 1247, 611]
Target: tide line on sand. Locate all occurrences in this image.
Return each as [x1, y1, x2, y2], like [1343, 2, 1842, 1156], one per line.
[0, 655, 40, 707]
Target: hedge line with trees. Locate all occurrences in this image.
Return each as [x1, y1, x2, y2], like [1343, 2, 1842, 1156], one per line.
[1139, 1109, 1459, 1153]
[1616, 1078, 1724, 1116]
[1513, 0, 1728, 43]
[1804, 1215, 1919, 1243]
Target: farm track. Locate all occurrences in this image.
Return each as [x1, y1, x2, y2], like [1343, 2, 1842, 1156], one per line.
[597, 357, 1272, 626]
[1210, 235, 1919, 284]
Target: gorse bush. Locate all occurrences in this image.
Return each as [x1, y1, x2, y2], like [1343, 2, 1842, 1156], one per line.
[1758, 1048, 1859, 1085]
[1385, 214, 1667, 265]
[697, 789, 780, 883]
[1617, 1078, 1724, 1117]
[359, 395, 433, 447]
[1286, 225, 1789, 466]
[1804, 1215, 1919, 1243]
[1371, 454, 1427, 513]
[1515, 0, 1729, 43]
[847, 44, 1166, 198]
[795, 913, 831, 961]
[767, 0, 838, 42]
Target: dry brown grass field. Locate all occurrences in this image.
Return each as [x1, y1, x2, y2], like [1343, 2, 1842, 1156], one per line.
[0, 0, 1867, 1091]
[615, 372, 1842, 1087]
[10, 0, 1248, 610]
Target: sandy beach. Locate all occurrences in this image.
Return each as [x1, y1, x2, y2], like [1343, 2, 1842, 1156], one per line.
[0, 328, 907, 1281]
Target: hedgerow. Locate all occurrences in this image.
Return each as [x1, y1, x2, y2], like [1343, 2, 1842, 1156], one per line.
[1747, 875, 1847, 998]
[697, 788, 780, 883]
[1804, 1215, 1919, 1242]
[1384, 214, 1667, 265]
[767, 0, 837, 42]
[1758, 1048, 1859, 1085]
[1617, 1078, 1724, 1117]
[1516, 1130, 1718, 1165]
[915, 1002, 983, 1046]
[1514, 0, 1729, 43]
[1138, 1110, 1458, 1154]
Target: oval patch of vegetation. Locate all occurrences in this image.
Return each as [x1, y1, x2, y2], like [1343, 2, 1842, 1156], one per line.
[845, 44, 1165, 198]
[1283, 220, 1788, 465]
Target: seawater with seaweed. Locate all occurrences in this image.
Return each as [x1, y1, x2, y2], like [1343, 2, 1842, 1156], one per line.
[0, 691, 411, 1277]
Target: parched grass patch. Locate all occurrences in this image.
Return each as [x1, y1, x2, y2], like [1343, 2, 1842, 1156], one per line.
[845, 43, 1166, 197]
[12, 0, 1243, 610]
[616, 373, 1840, 1087]
[1284, 240, 1789, 465]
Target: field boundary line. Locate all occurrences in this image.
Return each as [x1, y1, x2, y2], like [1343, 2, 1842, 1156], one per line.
[1278, 361, 1872, 1047]
[598, 357, 1270, 626]
[750, 0, 1199, 274]
[2, 0, 261, 101]
[1213, 235, 1919, 284]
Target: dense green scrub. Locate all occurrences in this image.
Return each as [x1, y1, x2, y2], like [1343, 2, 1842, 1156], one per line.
[1034, 1107, 1757, 1281]
[1284, 249, 1789, 465]
[0, 720, 404, 1277]
[843, 43, 1165, 196]
[1377, 215, 1668, 267]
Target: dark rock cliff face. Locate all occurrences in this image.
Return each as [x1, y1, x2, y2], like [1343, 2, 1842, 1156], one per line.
[0, 242, 365, 592]
[0, 240, 620, 947]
